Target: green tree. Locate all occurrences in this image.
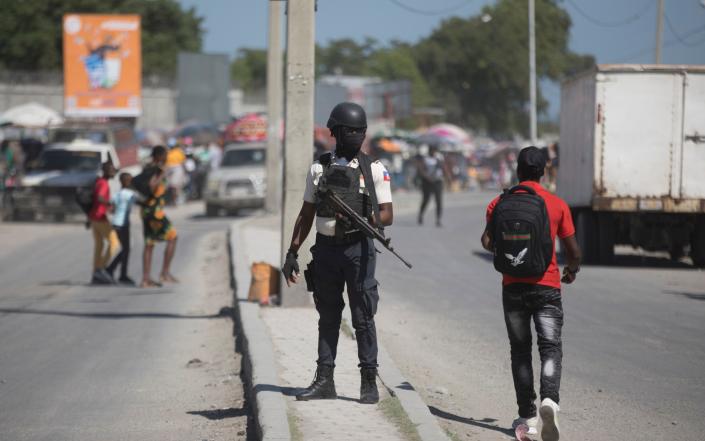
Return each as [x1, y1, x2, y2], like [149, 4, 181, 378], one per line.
[366, 42, 433, 107]
[230, 48, 267, 91]
[316, 37, 379, 76]
[0, 0, 203, 75]
[415, 0, 593, 136]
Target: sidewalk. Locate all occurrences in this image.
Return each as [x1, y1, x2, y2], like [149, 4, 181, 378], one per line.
[230, 214, 449, 441]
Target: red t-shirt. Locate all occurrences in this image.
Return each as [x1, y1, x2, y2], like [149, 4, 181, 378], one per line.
[88, 177, 110, 221]
[485, 181, 575, 289]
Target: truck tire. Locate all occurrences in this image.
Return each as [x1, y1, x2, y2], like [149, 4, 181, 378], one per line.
[574, 209, 598, 264]
[206, 203, 219, 217]
[596, 212, 615, 264]
[691, 215, 705, 268]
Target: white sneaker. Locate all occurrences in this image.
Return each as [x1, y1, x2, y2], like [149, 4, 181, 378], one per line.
[511, 416, 538, 435]
[539, 398, 561, 441]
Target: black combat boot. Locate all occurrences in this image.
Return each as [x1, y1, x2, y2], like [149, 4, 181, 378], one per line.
[359, 368, 379, 404]
[296, 365, 337, 401]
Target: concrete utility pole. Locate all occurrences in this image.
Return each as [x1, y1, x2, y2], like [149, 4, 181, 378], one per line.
[266, 0, 283, 213]
[528, 0, 538, 144]
[281, 0, 316, 306]
[655, 0, 665, 64]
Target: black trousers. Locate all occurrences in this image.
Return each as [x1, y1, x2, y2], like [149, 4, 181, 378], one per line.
[312, 234, 379, 369]
[419, 179, 443, 221]
[503, 283, 564, 418]
[107, 225, 130, 279]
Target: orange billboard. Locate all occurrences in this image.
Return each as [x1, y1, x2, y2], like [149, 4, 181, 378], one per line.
[63, 14, 141, 117]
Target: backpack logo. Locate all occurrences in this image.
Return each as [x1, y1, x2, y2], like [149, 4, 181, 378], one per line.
[505, 248, 528, 267]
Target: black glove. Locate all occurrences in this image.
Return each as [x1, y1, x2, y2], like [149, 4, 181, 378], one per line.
[282, 249, 299, 281]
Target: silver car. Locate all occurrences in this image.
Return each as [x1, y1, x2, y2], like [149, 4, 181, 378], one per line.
[204, 142, 266, 216]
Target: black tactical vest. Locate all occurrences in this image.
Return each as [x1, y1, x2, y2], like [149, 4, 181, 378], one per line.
[316, 161, 372, 222]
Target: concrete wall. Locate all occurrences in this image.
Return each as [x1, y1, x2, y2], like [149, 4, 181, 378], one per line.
[0, 82, 265, 130]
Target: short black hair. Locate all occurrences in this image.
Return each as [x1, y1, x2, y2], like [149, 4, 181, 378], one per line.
[151, 145, 167, 159]
[119, 172, 132, 185]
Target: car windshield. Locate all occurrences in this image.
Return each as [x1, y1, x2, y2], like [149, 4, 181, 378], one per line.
[221, 148, 266, 167]
[51, 129, 109, 144]
[37, 150, 102, 172]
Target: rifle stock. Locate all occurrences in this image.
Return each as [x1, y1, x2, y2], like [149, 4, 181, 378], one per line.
[320, 189, 413, 269]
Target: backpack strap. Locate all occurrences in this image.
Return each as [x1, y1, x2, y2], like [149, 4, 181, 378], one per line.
[318, 152, 333, 167]
[357, 152, 383, 234]
[507, 185, 537, 196]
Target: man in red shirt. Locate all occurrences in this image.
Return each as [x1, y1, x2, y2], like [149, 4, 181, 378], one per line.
[89, 161, 118, 284]
[482, 146, 581, 441]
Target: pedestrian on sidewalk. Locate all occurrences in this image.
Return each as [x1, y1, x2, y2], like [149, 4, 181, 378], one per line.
[416, 144, 447, 227]
[106, 172, 137, 285]
[481, 146, 582, 441]
[282, 102, 394, 405]
[89, 161, 119, 285]
[140, 146, 179, 288]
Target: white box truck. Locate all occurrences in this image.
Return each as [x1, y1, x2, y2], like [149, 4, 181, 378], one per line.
[558, 65, 705, 267]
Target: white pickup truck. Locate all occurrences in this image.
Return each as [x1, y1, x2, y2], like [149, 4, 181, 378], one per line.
[558, 64, 705, 267]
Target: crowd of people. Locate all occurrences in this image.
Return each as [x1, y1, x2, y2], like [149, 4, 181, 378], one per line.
[89, 146, 181, 288]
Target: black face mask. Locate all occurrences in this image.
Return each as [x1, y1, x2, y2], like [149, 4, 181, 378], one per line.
[335, 129, 366, 160]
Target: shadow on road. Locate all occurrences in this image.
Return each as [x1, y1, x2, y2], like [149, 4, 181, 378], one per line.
[0, 306, 234, 320]
[188, 407, 248, 420]
[253, 383, 358, 402]
[428, 405, 513, 436]
[663, 290, 705, 301]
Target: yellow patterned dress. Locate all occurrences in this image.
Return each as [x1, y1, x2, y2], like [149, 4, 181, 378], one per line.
[141, 168, 177, 245]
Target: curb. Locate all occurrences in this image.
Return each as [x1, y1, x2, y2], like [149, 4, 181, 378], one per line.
[229, 218, 449, 441]
[228, 221, 291, 441]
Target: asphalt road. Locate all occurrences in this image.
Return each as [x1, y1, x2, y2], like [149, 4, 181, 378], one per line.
[0, 204, 253, 441]
[377, 190, 705, 441]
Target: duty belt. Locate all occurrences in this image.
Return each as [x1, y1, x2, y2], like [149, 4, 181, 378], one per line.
[316, 231, 364, 246]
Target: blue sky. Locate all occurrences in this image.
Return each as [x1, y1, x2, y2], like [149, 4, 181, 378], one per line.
[177, 0, 705, 119]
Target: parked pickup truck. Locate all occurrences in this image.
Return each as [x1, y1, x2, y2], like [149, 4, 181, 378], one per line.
[558, 64, 705, 267]
[5, 140, 121, 222]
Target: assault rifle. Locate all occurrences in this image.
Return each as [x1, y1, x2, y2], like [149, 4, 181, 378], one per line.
[319, 188, 413, 269]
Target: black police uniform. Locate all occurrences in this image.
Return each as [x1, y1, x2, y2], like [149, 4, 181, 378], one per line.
[312, 154, 380, 370]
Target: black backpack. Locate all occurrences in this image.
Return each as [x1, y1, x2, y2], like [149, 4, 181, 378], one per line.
[489, 185, 553, 277]
[131, 166, 159, 197]
[75, 180, 96, 215]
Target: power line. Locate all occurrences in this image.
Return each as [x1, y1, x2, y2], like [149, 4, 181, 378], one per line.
[387, 0, 474, 16]
[664, 12, 705, 47]
[565, 0, 655, 28]
[620, 24, 705, 61]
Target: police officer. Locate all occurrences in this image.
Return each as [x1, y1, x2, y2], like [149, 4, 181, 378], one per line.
[282, 102, 394, 404]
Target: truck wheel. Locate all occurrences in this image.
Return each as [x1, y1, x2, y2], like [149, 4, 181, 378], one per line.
[574, 209, 597, 264]
[206, 203, 219, 217]
[691, 215, 705, 268]
[596, 212, 615, 264]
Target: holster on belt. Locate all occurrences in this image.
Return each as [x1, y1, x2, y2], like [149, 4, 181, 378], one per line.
[303, 261, 315, 293]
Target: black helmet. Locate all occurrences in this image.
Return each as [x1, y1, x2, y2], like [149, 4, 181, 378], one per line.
[326, 102, 367, 129]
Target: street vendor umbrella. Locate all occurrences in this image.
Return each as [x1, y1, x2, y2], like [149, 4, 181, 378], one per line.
[418, 123, 474, 152]
[224, 113, 268, 143]
[173, 120, 220, 145]
[0, 102, 64, 128]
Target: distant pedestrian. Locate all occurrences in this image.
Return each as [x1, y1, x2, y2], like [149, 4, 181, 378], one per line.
[106, 172, 137, 285]
[207, 138, 223, 171]
[481, 146, 582, 441]
[417, 144, 447, 227]
[89, 161, 119, 285]
[140, 146, 179, 288]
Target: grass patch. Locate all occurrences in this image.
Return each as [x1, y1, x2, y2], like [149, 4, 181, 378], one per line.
[445, 428, 463, 441]
[378, 396, 422, 441]
[340, 318, 355, 340]
[288, 410, 303, 441]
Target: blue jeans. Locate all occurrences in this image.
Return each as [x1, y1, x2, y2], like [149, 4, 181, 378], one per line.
[503, 284, 563, 418]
